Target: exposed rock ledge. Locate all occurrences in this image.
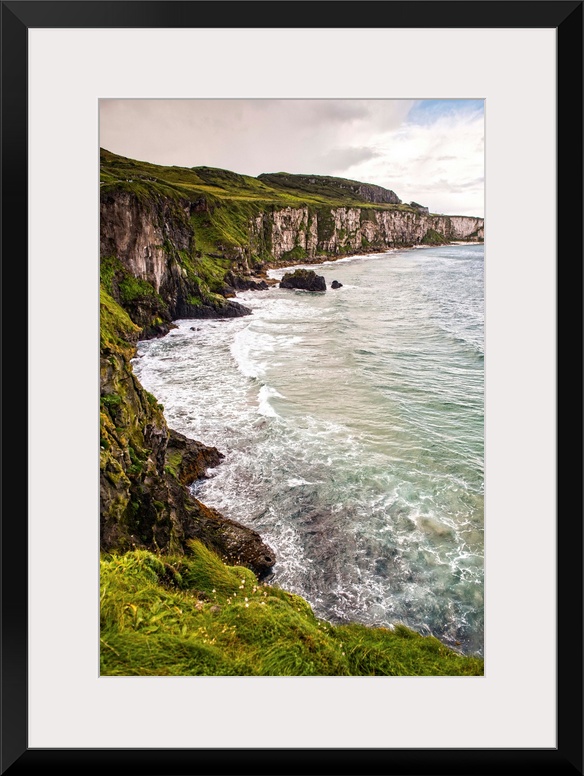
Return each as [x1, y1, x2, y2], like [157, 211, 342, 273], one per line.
[99, 319, 275, 579]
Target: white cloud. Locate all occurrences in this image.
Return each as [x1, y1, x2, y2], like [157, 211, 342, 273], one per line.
[100, 99, 412, 174]
[343, 109, 485, 216]
[100, 99, 483, 217]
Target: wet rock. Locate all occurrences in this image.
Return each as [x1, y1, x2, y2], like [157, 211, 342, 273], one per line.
[280, 268, 326, 292]
[331, 280, 343, 289]
[183, 499, 276, 579]
[139, 322, 177, 340]
[177, 298, 252, 319]
[100, 338, 275, 580]
[166, 428, 224, 486]
[225, 271, 270, 291]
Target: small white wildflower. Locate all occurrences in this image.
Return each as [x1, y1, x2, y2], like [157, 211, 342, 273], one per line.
[245, 603, 249, 608]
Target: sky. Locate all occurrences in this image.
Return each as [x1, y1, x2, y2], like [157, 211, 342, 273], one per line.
[100, 99, 484, 217]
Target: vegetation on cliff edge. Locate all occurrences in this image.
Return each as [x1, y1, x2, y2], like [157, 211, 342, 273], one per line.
[101, 542, 484, 676]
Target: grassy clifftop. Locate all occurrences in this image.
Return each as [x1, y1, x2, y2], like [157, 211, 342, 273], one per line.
[100, 148, 412, 211]
[101, 542, 483, 676]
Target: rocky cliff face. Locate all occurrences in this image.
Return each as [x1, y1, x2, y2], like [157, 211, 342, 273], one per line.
[100, 190, 251, 331]
[101, 188, 483, 333]
[100, 190, 193, 295]
[99, 289, 275, 578]
[251, 206, 484, 262]
[99, 168, 482, 579]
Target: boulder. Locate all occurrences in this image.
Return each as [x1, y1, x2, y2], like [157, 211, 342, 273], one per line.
[331, 280, 343, 289]
[280, 268, 326, 292]
[225, 271, 270, 291]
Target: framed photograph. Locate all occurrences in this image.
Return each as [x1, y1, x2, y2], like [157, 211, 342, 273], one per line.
[3, 1, 581, 773]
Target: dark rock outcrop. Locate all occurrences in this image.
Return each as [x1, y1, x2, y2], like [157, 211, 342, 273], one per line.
[100, 297, 275, 579]
[176, 298, 252, 319]
[225, 271, 271, 291]
[280, 269, 326, 292]
[100, 189, 252, 326]
[166, 429, 224, 486]
[331, 280, 343, 289]
[187, 500, 276, 579]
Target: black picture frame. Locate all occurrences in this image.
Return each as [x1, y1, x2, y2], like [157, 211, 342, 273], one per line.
[2, 1, 582, 773]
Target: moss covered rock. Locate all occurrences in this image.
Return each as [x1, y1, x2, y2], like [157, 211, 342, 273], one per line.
[280, 268, 326, 292]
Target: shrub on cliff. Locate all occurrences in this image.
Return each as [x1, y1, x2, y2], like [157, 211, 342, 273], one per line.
[421, 228, 448, 245]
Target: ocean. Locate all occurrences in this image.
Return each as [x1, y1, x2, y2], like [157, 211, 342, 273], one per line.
[133, 243, 484, 655]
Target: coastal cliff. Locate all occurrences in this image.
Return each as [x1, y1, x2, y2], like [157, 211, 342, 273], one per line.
[99, 148, 484, 573]
[100, 149, 483, 335]
[250, 205, 483, 261]
[100, 287, 275, 577]
[99, 149, 484, 674]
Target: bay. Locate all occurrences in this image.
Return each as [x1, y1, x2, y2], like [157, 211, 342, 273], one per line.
[133, 243, 484, 655]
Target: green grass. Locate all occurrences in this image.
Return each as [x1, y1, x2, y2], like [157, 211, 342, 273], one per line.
[100, 286, 140, 352]
[100, 148, 418, 213]
[257, 172, 401, 207]
[101, 255, 169, 328]
[100, 542, 484, 676]
[281, 245, 308, 262]
[421, 228, 448, 245]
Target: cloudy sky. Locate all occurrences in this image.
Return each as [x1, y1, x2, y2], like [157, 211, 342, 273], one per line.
[100, 99, 484, 217]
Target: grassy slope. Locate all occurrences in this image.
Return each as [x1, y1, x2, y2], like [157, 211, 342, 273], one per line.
[100, 148, 414, 211]
[101, 542, 483, 676]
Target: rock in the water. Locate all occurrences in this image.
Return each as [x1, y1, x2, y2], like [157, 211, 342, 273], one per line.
[280, 268, 326, 292]
[331, 280, 343, 289]
[178, 298, 252, 319]
[225, 271, 270, 291]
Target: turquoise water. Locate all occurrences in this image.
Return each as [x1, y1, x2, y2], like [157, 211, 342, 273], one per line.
[133, 244, 484, 655]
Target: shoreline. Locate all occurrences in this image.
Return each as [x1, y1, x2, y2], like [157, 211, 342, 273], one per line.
[148, 240, 484, 656]
[258, 239, 484, 277]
